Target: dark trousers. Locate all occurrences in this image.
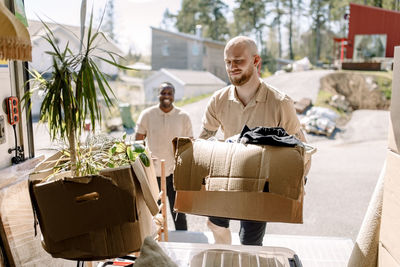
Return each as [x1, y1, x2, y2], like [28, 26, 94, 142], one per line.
[157, 174, 187, 230]
[209, 216, 266, 246]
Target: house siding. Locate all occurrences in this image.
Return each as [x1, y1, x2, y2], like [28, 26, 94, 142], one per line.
[151, 30, 188, 70]
[346, 3, 400, 59]
[151, 28, 228, 83]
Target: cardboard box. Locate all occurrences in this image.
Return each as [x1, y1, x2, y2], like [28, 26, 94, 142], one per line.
[29, 155, 159, 261]
[379, 151, 400, 266]
[173, 138, 307, 223]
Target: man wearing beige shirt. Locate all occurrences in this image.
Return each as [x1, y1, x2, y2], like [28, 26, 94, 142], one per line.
[200, 36, 308, 245]
[136, 82, 193, 230]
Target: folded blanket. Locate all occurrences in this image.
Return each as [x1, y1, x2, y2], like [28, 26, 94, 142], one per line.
[134, 236, 177, 267]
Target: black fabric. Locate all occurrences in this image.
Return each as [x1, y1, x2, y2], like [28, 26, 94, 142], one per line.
[209, 216, 267, 246]
[157, 174, 187, 231]
[209, 216, 230, 228]
[239, 220, 267, 246]
[238, 125, 303, 147]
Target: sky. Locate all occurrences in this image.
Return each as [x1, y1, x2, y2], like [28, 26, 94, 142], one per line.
[24, 0, 235, 56]
[25, 0, 183, 55]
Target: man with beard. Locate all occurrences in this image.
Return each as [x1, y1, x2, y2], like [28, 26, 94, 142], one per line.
[136, 82, 193, 230]
[199, 36, 308, 245]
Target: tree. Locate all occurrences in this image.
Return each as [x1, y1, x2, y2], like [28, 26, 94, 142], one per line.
[285, 0, 295, 59]
[233, 0, 268, 53]
[268, 0, 284, 58]
[161, 8, 176, 30]
[175, 0, 200, 34]
[101, 0, 116, 42]
[175, 0, 229, 41]
[309, 0, 330, 64]
[199, 0, 230, 41]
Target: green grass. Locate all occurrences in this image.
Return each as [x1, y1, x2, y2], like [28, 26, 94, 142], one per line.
[314, 89, 346, 116]
[314, 89, 333, 107]
[175, 93, 213, 107]
[341, 69, 393, 80]
[375, 75, 392, 100]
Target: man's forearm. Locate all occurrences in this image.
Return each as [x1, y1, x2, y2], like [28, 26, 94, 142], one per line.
[199, 127, 217, 139]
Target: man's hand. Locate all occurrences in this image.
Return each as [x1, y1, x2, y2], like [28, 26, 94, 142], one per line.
[295, 129, 311, 176]
[199, 127, 217, 139]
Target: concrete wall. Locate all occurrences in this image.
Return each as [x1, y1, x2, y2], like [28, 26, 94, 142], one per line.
[184, 84, 222, 98]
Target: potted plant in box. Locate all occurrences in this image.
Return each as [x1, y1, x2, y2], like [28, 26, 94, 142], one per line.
[23, 4, 157, 261]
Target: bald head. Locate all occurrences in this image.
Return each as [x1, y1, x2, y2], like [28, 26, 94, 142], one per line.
[223, 36, 261, 86]
[224, 36, 258, 57]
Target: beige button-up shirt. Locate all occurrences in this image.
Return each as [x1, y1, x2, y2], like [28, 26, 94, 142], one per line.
[202, 79, 301, 140]
[136, 105, 193, 176]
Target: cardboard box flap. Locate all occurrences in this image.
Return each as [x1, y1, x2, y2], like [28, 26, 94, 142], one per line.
[267, 146, 305, 200]
[131, 159, 159, 216]
[173, 137, 209, 190]
[30, 175, 135, 242]
[174, 138, 305, 200]
[175, 191, 303, 223]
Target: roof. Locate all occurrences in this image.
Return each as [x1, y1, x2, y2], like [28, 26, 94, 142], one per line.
[151, 27, 225, 47]
[145, 68, 227, 86]
[27, 20, 123, 55]
[128, 62, 152, 71]
[161, 68, 226, 86]
[350, 2, 400, 14]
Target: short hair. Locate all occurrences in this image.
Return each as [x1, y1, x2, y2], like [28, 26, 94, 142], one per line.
[224, 36, 258, 56]
[159, 82, 175, 94]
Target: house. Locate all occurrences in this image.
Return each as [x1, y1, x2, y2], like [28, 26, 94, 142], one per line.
[144, 68, 227, 103]
[151, 27, 229, 83]
[27, 20, 124, 118]
[345, 3, 400, 60]
[28, 20, 123, 77]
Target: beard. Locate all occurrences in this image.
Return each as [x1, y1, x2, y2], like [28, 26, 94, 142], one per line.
[159, 98, 173, 109]
[228, 65, 254, 86]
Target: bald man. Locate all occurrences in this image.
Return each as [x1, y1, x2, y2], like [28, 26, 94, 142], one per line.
[199, 36, 308, 246]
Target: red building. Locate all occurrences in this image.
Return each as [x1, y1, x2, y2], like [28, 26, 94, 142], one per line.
[346, 3, 400, 59]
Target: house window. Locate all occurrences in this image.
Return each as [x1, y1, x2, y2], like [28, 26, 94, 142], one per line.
[353, 34, 386, 60]
[152, 87, 159, 102]
[162, 43, 169, 56]
[192, 43, 199, 56]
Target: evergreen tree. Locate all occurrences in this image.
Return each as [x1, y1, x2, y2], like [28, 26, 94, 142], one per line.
[161, 8, 176, 30]
[310, 0, 330, 64]
[175, 0, 229, 41]
[233, 0, 268, 54]
[101, 0, 116, 42]
[199, 0, 230, 41]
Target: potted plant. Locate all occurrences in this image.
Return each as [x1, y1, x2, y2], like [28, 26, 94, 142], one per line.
[23, 6, 131, 175]
[23, 4, 157, 260]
